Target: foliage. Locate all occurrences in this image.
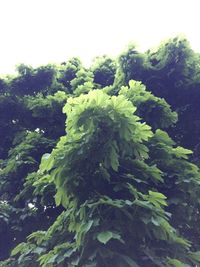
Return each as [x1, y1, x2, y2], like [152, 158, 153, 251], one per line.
[70, 68, 94, 96]
[119, 80, 177, 130]
[115, 37, 200, 153]
[23, 91, 67, 139]
[91, 55, 116, 87]
[2, 86, 200, 266]
[57, 58, 82, 93]
[1, 37, 200, 266]
[11, 64, 57, 96]
[0, 64, 70, 260]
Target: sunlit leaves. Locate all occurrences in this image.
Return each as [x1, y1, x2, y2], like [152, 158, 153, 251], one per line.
[119, 80, 178, 130]
[97, 231, 123, 244]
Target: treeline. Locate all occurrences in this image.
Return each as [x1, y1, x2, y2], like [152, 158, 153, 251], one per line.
[1, 37, 200, 266]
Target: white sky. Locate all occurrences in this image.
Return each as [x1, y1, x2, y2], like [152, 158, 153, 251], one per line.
[0, 0, 200, 74]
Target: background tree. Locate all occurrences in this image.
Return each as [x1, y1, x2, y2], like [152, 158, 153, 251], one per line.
[91, 55, 117, 88]
[57, 57, 82, 94]
[0, 62, 72, 260]
[115, 37, 200, 156]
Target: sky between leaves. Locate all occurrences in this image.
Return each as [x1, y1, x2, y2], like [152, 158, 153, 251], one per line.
[0, 0, 200, 74]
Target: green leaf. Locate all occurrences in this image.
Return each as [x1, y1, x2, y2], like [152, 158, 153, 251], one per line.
[11, 243, 27, 256]
[40, 153, 54, 172]
[148, 191, 167, 200]
[97, 230, 124, 245]
[154, 129, 175, 146]
[97, 231, 113, 244]
[148, 191, 167, 207]
[188, 251, 200, 263]
[110, 143, 119, 171]
[167, 258, 185, 267]
[55, 190, 62, 206]
[172, 146, 193, 159]
[11, 242, 36, 265]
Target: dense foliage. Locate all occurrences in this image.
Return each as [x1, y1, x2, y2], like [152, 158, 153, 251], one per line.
[1, 37, 200, 266]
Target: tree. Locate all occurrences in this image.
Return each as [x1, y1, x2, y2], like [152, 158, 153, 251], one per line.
[57, 58, 82, 94]
[11, 64, 57, 96]
[0, 67, 69, 261]
[1, 37, 200, 266]
[115, 37, 200, 156]
[3, 81, 200, 267]
[0, 56, 96, 261]
[91, 55, 117, 88]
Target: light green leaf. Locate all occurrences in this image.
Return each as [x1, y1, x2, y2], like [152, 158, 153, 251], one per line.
[189, 251, 200, 263]
[167, 258, 185, 267]
[172, 146, 193, 159]
[11, 243, 27, 256]
[39, 153, 54, 172]
[55, 190, 62, 206]
[97, 231, 113, 244]
[149, 191, 167, 200]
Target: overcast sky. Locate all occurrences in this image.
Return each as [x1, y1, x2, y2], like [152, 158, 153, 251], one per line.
[0, 0, 200, 74]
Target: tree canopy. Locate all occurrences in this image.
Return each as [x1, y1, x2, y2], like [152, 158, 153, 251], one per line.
[1, 37, 200, 266]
